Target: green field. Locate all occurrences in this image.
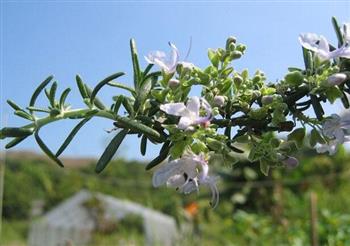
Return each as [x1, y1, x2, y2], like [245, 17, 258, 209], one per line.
[1, 148, 350, 245]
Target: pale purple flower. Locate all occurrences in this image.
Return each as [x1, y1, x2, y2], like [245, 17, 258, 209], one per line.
[160, 96, 212, 130]
[152, 153, 219, 208]
[316, 140, 340, 155]
[299, 33, 350, 61]
[316, 114, 350, 155]
[145, 43, 195, 74]
[322, 114, 350, 143]
[145, 42, 179, 74]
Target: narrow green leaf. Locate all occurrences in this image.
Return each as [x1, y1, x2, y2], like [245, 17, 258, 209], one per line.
[332, 16, 344, 47]
[122, 97, 134, 116]
[49, 81, 58, 107]
[0, 127, 34, 139]
[107, 82, 135, 94]
[145, 141, 171, 170]
[141, 72, 161, 87]
[14, 110, 34, 121]
[113, 95, 123, 114]
[5, 136, 28, 149]
[34, 129, 64, 167]
[6, 100, 22, 111]
[130, 39, 141, 89]
[76, 75, 89, 99]
[44, 88, 50, 101]
[29, 75, 54, 110]
[140, 135, 147, 156]
[115, 115, 165, 142]
[302, 48, 313, 73]
[26, 106, 50, 113]
[90, 72, 125, 105]
[59, 88, 71, 109]
[134, 76, 156, 114]
[56, 118, 91, 157]
[95, 129, 128, 173]
[310, 95, 324, 120]
[85, 84, 106, 110]
[341, 91, 350, 108]
[143, 64, 154, 77]
[260, 159, 270, 176]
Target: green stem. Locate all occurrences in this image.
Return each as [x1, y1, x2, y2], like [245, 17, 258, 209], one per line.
[21, 108, 115, 130]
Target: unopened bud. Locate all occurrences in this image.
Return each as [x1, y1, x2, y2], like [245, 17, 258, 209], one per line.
[282, 156, 299, 169]
[168, 79, 180, 89]
[261, 95, 274, 105]
[230, 51, 242, 60]
[226, 36, 237, 50]
[185, 126, 196, 133]
[214, 96, 225, 107]
[234, 75, 243, 87]
[327, 73, 347, 86]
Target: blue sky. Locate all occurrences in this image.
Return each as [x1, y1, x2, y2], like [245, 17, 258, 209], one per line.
[1, 1, 350, 161]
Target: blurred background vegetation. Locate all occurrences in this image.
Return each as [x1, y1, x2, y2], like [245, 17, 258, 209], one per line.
[1, 147, 350, 246]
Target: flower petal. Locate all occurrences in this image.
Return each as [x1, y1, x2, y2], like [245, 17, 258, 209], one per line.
[145, 51, 166, 64]
[178, 116, 193, 130]
[152, 159, 182, 187]
[160, 103, 187, 116]
[168, 42, 180, 73]
[318, 35, 330, 53]
[298, 33, 321, 52]
[186, 97, 200, 117]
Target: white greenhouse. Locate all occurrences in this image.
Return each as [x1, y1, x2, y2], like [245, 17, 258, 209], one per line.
[28, 190, 178, 246]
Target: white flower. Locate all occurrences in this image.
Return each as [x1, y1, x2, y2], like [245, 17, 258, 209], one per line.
[145, 42, 179, 74]
[322, 114, 350, 143]
[145, 43, 196, 74]
[299, 33, 350, 61]
[160, 96, 212, 130]
[316, 113, 350, 155]
[152, 153, 219, 207]
[316, 140, 340, 155]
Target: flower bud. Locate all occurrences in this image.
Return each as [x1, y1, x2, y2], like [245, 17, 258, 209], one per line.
[284, 71, 304, 86]
[327, 73, 347, 86]
[230, 51, 242, 60]
[226, 36, 237, 50]
[282, 156, 299, 169]
[261, 95, 274, 105]
[185, 126, 196, 134]
[234, 75, 243, 87]
[213, 96, 225, 107]
[168, 79, 180, 89]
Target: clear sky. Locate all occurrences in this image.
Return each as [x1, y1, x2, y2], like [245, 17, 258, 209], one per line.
[1, 1, 350, 161]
